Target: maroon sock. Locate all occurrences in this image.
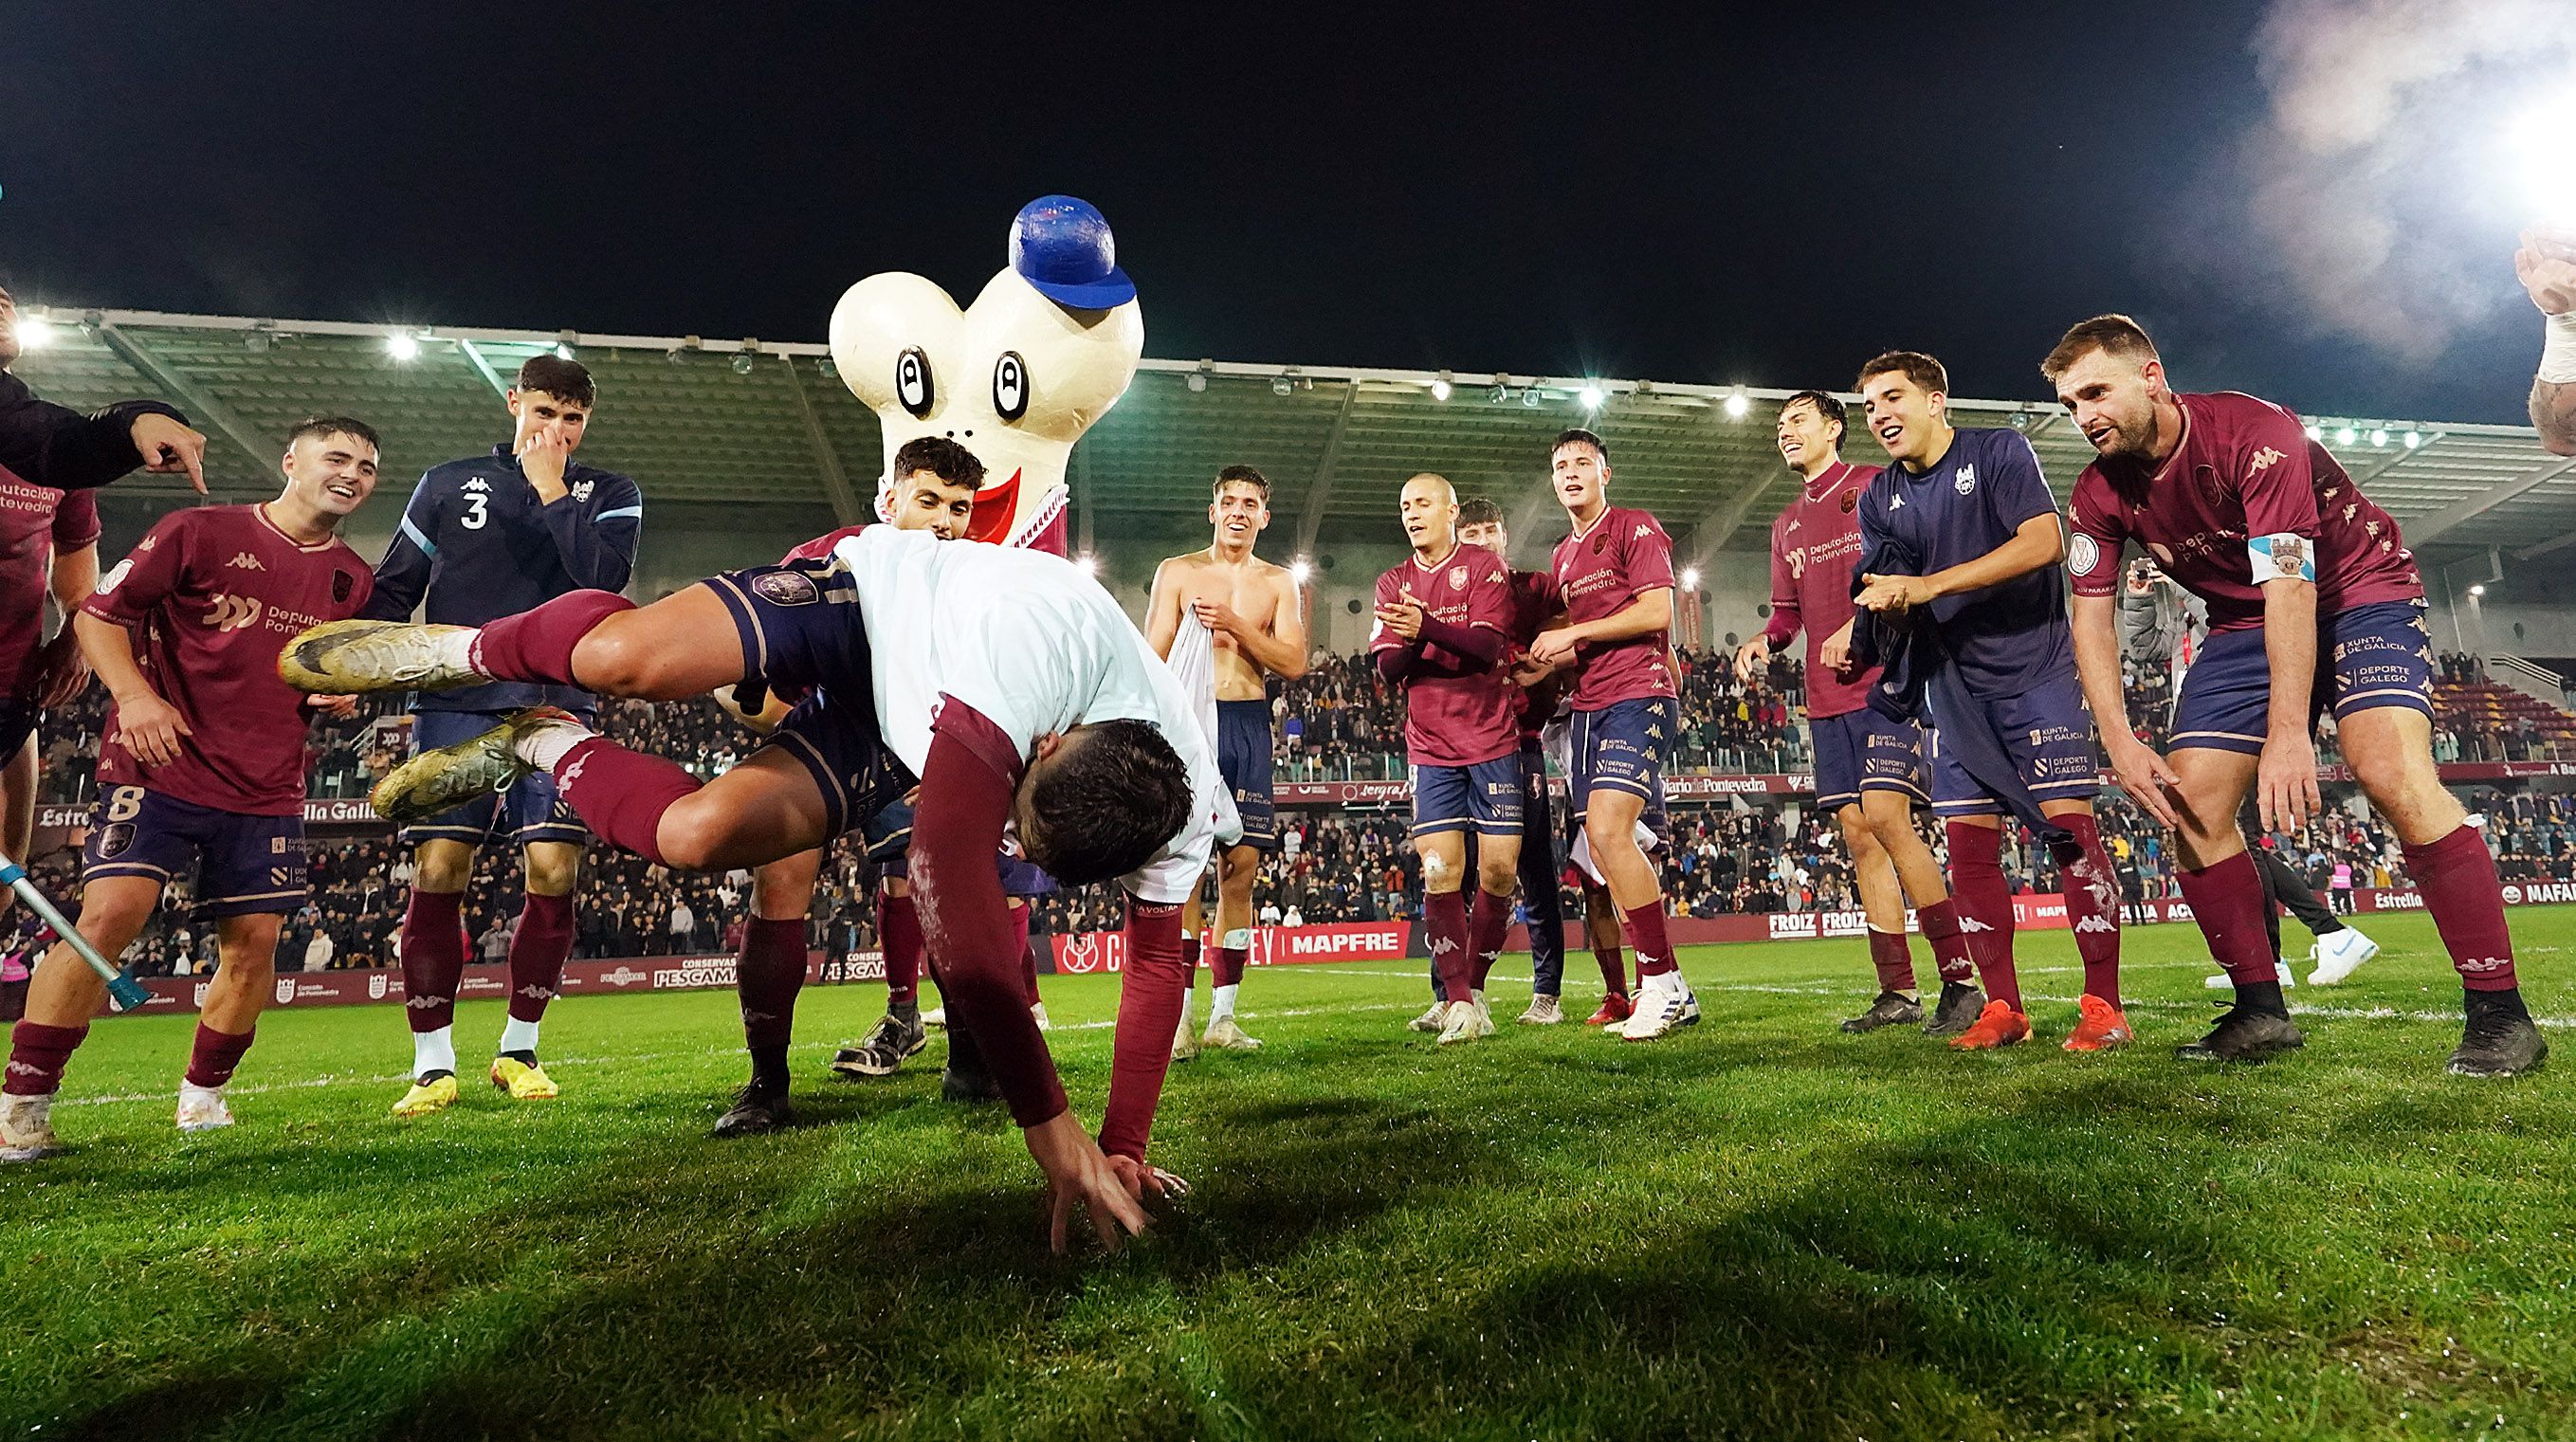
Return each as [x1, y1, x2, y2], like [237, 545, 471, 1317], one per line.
[1211, 942, 1248, 989]
[2402, 825, 2520, 992]
[1915, 901, 1978, 985]
[5, 1019, 87, 1096]
[2177, 851, 2279, 986]
[183, 1022, 255, 1089]
[399, 888, 467, 1034]
[1469, 887, 1513, 992]
[1596, 940, 1629, 998]
[1100, 898, 1187, 1161]
[738, 917, 808, 1050]
[880, 892, 921, 1007]
[1943, 822, 2020, 1010]
[1182, 935, 1202, 980]
[1622, 900, 1677, 978]
[1012, 905, 1042, 1006]
[1424, 889, 1474, 1000]
[1867, 927, 1917, 993]
[506, 892, 575, 1024]
[553, 737, 703, 867]
[469, 590, 638, 686]
[2048, 812, 2123, 1009]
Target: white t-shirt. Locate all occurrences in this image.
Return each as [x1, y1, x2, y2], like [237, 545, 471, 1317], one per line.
[834, 526, 1234, 904]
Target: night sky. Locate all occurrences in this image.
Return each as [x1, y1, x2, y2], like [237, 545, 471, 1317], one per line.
[4, 2, 2560, 423]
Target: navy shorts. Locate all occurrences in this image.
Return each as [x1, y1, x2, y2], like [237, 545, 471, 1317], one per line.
[406, 708, 590, 848]
[1810, 706, 1928, 812]
[2171, 600, 2435, 756]
[1411, 754, 1526, 838]
[0, 699, 37, 758]
[1567, 696, 1674, 823]
[1928, 672, 2101, 817]
[1217, 699, 1276, 851]
[82, 784, 305, 919]
[761, 691, 918, 847]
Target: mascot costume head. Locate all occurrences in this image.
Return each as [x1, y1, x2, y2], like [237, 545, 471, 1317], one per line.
[828, 195, 1142, 557]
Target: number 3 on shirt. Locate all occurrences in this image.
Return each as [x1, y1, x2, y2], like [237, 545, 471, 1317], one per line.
[461, 495, 488, 530]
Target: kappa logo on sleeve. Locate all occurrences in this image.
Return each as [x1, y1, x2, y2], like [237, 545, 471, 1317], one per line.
[2247, 446, 2286, 474]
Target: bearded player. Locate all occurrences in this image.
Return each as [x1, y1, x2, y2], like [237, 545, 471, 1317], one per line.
[1371, 474, 1522, 1044]
[2, 418, 377, 1159]
[1144, 465, 1307, 1056]
[362, 354, 643, 1117]
[285, 525, 1220, 1249]
[1737, 391, 1987, 1036]
[2049, 314, 2541, 1074]
[1526, 429, 1699, 1041]
[1851, 353, 2128, 1052]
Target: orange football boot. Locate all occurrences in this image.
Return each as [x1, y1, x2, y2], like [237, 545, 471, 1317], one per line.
[2060, 994, 2133, 1052]
[1948, 999, 2032, 1050]
[1584, 994, 1632, 1027]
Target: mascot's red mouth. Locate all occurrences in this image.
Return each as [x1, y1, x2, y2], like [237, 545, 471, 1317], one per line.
[967, 467, 1024, 544]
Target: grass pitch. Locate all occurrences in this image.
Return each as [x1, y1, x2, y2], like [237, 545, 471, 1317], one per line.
[7, 911, 2575, 1442]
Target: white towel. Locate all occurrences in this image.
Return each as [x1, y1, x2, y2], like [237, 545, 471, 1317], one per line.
[1163, 611, 1244, 848]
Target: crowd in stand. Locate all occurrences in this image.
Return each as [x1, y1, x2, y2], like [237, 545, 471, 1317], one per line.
[19, 644, 2576, 968]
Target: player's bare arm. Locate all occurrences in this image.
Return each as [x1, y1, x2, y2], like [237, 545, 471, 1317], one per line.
[1855, 514, 2063, 613]
[74, 610, 188, 768]
[34, 541, 98, 708]
[1143, 556, 1189, 659]
[2072, 591, 2179, 826]
[2518, 228, 2576, 456]
[2253, 575, 2321, 833]
[1531, 587, 1671, 666]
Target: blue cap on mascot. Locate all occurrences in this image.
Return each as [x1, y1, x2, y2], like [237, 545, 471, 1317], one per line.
[1010, 195, 1135, 310]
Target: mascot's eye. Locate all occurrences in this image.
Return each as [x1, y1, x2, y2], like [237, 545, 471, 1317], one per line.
[895, 348, 934, 418]
[992, 352, 1029, 422]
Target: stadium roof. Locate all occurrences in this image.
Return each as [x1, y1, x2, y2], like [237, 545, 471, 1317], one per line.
[13, 305, 2568, 561]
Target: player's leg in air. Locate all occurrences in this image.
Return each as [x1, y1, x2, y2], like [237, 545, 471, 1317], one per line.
[3, 794, 301, 1157]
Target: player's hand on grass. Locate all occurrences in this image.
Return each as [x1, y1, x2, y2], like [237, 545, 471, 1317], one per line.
[2106, 735, 2181, 829]
[517, 425, 575, 503]
[1854, 573, 1931, 614]
[1732, 634, 1767, 684]
[1374, 597, 1424, 642]
[131, 414, 208, 493]
[1105, 1152, 1192, 1203]
[33, 631, 90, 708]
[2256, 730, 2322, 834]
[113, 689, 192, 767]
[1818, 620, 1856, 678]
[2518, 228, 2576, 315]
[1027, 1110, 1149, 1254]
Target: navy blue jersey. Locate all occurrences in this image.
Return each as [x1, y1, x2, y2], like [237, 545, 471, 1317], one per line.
[362, 444, 643, 713]
[1855, 427, 2071, 701]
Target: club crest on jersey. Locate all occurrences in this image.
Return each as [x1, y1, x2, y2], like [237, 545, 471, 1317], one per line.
[1953, 465, 1976, 495]
[751, 570, 821, 607]
[1448, 565, 1467, 588]
[1839, 489, 1857, 513]
[333, 571, 355, 603]
[227, 552, 265, 571]
[570, 479, 594, 502]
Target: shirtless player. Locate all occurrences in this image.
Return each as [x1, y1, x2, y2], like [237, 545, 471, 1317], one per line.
[1144, 465, 1308, 1056]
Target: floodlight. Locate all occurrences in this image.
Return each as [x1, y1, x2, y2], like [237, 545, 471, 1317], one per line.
[1723, 392, 1751, 419]
[1680, 566, 1702, 589]
[2470, 583, 2488, 597]
[2403, 430, 2422, 449]
[16, 316, 55, 350]
[1290, 557, 1314, 585]
[385, 332, 420, 361]
[1579, 383, 1606, 410]
[2336, 427, 2358, 446]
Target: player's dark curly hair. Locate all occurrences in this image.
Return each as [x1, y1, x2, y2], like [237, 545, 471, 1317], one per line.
[891, 435, 986, 489]
[1779, 390, 1846, 444]
[515, 354, 596, 408]
[1456, 497, 1504, 528]
[1019, 719, 1194, 886]
[1553, 428, 1607, 462]
[1214, 464, 1270, 501]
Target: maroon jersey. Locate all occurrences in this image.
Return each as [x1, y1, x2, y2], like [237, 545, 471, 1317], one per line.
[1371, 546, 1518, 766]
[1760, 460, 1878, 719]
[1502, 565, 1559, 740]
[1546, 504, 1678, 711]
[2067, 392, 2422, 631]
[83, 505, 373, 814]
[782, 524, 868, 565]
[0, 470, 98, 703]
